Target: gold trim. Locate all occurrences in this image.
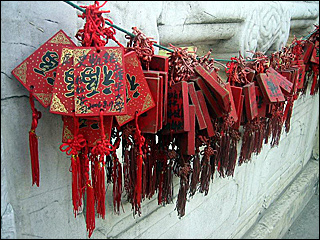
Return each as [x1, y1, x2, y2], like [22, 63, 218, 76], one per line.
[13, 62, 27, 84]
[34, 93, 52, 107]
[60, 48, 74, 65]
[125, 54, 139, 67]
[105, 48, 123, 65]
[116, 114, 132, 125]
[63, 125, 73, 142]
[73, 48, 91, 66]
[75, 97, 92, 115]
[142, 93, 153, 112]
[50, 32, 72, 45]
[50, 93, 68, 113]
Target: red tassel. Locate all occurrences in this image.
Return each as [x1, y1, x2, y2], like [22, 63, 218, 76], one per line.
[29, 91, 41, 187]
[71, 155, 82, 217]
[96, 161, 106, 219]
[112, 151, 122, 214]
[310, 66, 319, 95]
[86, 182, 95, 238]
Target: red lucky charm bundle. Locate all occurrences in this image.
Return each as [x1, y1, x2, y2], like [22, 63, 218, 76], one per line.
[11, 1, 320, 238]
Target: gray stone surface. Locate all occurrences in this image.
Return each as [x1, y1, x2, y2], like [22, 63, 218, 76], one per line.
[282, 193, 319, 239]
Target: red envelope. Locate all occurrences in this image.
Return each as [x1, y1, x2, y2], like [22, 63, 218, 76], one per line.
[62, 115, 113, 148]
[194, 65, 231, 113]
[73, 47, 126, 117]
[12, 30, 76, 107]
[243, 82, 258, 121]
[163, 81, 190, 134]
[115, 51, 155, 126]
[50, 47, 75, 116]
[180, 105, 196, 155]
[188, 82, 207, 130]
[267, 67, 293, 95]
[256, 73, 285, 103]
[196, 90, 215, 137]
[138, 76, 161, 134]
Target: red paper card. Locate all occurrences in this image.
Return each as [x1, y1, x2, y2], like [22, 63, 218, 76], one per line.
[115, 51, 155, 126]
[224, 83, 238, 123]
[243, 82, 258, 121]
[180, 105, 196, 155]
[235, 95, 244, 129]
[255, 86, 267, 118]
[73, 47, 126, 117]
[267, 67, 293, 95]
[188, 82, 207, 130]
[194, 76, 224, 118]
[50, 47, 75, 116]
[62, 116, 113, 148]
[143, 55, 169, 73]
[196, 90, 215, 137]
[12, 30, 76, 107]
[163, 81, 190, 134]
[194, 65, 230, 113]
[310, 40, 319, 64]
[301, 41, 315, 63]
[138, 77, 161, 134]
[256, 73, 285, 103]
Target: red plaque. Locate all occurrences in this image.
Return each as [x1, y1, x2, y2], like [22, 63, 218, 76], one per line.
[73, 47, 126, 117]
[256, 73, 285, 103]
[194, 65, 230, 113]
[138, 77, 161, 134]
[188, 82, 207, 130]
[163, 81, 190, 134]
[301, 41, 315, 63]
[12, 30, 76, 107]
[291, 61, 306, 90]
[144, 55, 169, 73]
[180, 105, 196, 155]
[234, 95, 244, 129]
[62, 116, 113, 148]
[115, 51, 156, 126]
[243, 82, 258, 121]
[196, 90, 215, 137]
[267, 67, 293, 95]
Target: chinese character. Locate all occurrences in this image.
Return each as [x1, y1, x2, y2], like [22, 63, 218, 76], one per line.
[127, 74, 140, 98]
[102, 65, 115, 95]
[64, 68, 74, 98]
[34, 51, 59, 76]
[80, 66, 101, 98]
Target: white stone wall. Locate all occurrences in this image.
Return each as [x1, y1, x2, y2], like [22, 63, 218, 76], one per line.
[1, 1, 319, 239]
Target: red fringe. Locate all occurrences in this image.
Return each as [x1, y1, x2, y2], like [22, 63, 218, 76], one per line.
[86, 182, 95, 238]
[29, 130, 40, 187]
[112, 153, 122, 214]
[135, 154, 143, 208]
[189, 153, 200, 196]
[96, 160, 106, 219]
[71, 155, 82, 217]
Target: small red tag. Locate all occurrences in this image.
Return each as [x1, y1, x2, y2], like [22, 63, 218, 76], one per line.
[301, 41, 315, 63]
[180, 105, 196, 155]
[12, 30, 76, 107]
[230, 86, 243, 129]
[267, 67, 293, 95]
[115, 51, 156, 126]
[310, 40, 319, 64]
[163, 81, 190, 134]
[256, 73, 285, 103]
[224, 83, 238, 123]
[255, 86, 267, 118]
[243, 82, 258, 121]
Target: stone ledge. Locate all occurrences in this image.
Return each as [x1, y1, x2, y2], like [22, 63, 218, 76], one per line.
[242, 159, 319, 239]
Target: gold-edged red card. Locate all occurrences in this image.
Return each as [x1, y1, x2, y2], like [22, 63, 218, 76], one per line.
[12, 30, 76, 107]
[163, 81, 190, 134]
[73, 47, 126, 117]
[50, 47, 75, 116]
[115, 51, 155, 126]
[62, 116, 113, 148]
